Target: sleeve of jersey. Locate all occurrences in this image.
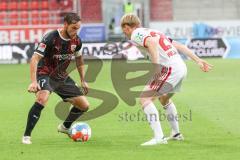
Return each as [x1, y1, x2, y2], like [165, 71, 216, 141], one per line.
[34, 34, 52, 57]
[74, 41, 83, 57]
[131, 30, 150, 48]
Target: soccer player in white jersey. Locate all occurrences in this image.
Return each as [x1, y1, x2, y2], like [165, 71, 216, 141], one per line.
[120, 14, 213, 146]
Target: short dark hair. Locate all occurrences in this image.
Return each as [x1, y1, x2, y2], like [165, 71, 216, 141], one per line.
[64, 12, 81, 24]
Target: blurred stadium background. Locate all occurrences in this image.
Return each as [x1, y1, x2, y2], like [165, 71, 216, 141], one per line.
[1, 0, 240, 62]
[1, 1, 240, 160]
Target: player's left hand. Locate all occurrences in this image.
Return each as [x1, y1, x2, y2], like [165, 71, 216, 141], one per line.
[81, 81, 89, 95]
[197, 59, 213, 72]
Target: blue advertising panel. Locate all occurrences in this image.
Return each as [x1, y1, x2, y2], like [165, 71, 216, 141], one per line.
[78, 24, 106, 42]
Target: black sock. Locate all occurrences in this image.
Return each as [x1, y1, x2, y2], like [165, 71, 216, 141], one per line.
[63, 106, 86, 129]
[24, 102, 44, 136]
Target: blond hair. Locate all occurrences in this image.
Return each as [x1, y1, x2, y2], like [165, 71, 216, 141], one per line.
[120, 14, 141, 28]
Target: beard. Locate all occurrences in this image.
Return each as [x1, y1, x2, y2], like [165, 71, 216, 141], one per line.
[65, 30, 72, 39]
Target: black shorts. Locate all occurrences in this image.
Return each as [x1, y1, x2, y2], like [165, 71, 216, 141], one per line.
[37, 75, 84, 100]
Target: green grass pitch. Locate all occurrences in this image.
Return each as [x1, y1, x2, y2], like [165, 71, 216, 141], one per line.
[0, 59, 240, 160]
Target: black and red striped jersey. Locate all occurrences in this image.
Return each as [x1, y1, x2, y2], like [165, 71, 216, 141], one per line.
[35, 29, 82, 80]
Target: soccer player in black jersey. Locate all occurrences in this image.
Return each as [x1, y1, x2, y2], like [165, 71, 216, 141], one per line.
[22, 13, 89, 144]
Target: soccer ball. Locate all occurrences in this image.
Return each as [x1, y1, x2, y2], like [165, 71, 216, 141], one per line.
[69, 122, 91, 142]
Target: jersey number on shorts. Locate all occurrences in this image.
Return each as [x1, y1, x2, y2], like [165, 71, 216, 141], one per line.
[38, 79, 46, 88]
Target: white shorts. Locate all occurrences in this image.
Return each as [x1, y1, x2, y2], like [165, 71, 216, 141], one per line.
[146, 64, 187, 95]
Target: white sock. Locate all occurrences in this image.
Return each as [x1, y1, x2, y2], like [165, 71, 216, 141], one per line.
[143, 102, 164, 140]
[164, 102, 180, 135]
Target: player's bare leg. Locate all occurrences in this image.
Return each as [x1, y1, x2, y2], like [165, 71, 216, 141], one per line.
[159, 93, 184, 141]
[139, 86, 167, 146]
[58, 96, 89, 134]
[67, 96, 89, 111]
[22, 90, 50, 144]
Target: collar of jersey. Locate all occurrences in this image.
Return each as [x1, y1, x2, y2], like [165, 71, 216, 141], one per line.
[57, 29, 71, 41]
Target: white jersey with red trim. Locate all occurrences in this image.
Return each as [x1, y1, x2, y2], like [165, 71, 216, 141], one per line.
[131, 28, 187, 93]
[130, 27, 185, 67]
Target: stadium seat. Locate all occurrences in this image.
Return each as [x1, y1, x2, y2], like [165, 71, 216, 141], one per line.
[32, 18, 39, 25]
[9, 19, 18, 25]
[41, 11, 49, 18]
[41, 1, 49, 10]
[49, 0, 60, 10]
[50, 16, 60, 24]
[80, 0, 102, 23]
[41, 18, 49, 25]
[0, 11, 7, 19]
[20, 11, 29, 19]
[52, 17, 61, 24]
[31, 10, 39, 19]
[0, 2, 7, 11]
[0, 1, 74, 26]
[48, 11, 61, 24]
[0, 16, 7, 25]
[59, 0, 73, 11]
[31, 1, 39, 10]
[9, 11, 18, 19]
[0, 19, 4, 25]
[8, 2, 18, 10]
[20, 18, 29, 25]
[19, 1, 28, 10]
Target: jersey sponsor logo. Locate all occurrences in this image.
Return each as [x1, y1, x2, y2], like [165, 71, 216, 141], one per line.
[134, 33, 144, 43]
[53, 54, 73, 60]
[71, 45, 76, 52]
[37, 43, 46, 52]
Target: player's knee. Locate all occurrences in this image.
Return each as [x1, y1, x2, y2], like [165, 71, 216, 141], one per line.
[76, 102, 89, 112]
[82, 105, 89, 112]
[36, 95, 49, 106]
[139, 98, 150, 107]
[159, 97, 170, 106]
[75, 104, 89, 112]
[82, 101, 90, 111]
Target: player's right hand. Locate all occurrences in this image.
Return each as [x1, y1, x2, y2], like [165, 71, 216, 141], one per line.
[197, 59, 213, 72]
[27, 81, 41, 93]
[81, 81, 89, 95]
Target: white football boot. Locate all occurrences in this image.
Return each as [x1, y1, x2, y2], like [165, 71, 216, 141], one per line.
[141, 137, 168, 146]
[22, 136, 32, 144]
[57, 124, 69, 135]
